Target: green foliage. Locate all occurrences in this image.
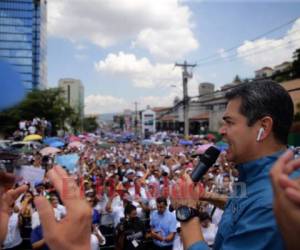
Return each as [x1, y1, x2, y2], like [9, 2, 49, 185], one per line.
[292, 48, 300, 78]
[0, 88, 80, 135]
[83, 117, 98, 132]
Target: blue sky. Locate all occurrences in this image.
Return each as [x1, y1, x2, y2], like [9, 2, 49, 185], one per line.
[47, 1, 300, 114]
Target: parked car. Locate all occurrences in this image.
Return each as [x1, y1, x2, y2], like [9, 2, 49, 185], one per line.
[10, 141, 42, 153]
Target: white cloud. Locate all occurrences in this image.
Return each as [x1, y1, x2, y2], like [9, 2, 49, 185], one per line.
[237, 18, 300, 69]
[84, 94, 130, 114]
[48, 0, 198, 60]
[84, 93, 177, 115]
[85, 69, 202, 114]
[94, 52, 182, 88]
[218, 48, 229, 59]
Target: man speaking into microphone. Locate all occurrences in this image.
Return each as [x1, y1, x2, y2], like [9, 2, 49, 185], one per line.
[173, 80, 294, 250]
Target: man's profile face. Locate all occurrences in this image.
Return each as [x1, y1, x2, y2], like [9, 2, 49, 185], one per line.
[219, 98, 259, 164]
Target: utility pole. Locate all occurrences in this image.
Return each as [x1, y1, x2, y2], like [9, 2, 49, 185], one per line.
[134, 101, 139, 137]
[175, 61, 196, 140]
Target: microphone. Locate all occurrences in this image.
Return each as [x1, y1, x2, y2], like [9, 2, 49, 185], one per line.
[190, 146, 220, 182]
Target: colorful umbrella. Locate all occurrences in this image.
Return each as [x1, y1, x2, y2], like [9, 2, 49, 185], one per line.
[40, 147, 61, 156]
[179, 140, 193, 146]
[68, 141, 83, 149]
[196, 143, 214, 154]
[69, 135, 80, 142]
[216, 141, 229, 152]
[43, 137, 63, 145]
[49, 140, 65, 148]
[23, 134, 42, 142]
[206, 133, 216, 140]
[55, 153, 79, 171]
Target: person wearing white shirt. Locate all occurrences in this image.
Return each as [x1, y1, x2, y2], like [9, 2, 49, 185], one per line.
[172, 223, 183, 250]
[2, 207, 22, 250]
[90, 224, 106, 250]
[199, 212, 218, 248]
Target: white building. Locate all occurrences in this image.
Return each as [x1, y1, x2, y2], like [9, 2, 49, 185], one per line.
[255, 67, 273, 79]
[141, 107, 156, 138]
[58, 78, 84, 118]
[273, 62, 292, 74]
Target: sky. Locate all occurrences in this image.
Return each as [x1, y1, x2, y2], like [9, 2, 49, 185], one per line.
[47, 0, 300, 115]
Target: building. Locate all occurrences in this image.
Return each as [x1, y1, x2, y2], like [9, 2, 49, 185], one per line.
[154, 80, 238, 134]
[273, 62, 292, 74]
[281, 79, 300, 114]
[141, 107, 156, 138]
[58, 78, 84, 118]
[0, 0, 47, 89]
[198, 82, 215, 100]
[255, 67, 273, 79]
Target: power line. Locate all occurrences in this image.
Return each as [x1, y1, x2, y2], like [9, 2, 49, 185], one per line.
[195, 36, 300, 69]
[196, 16, 300, 64]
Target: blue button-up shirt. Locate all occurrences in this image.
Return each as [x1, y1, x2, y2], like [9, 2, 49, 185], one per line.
[150, 209, 177, 247]
[188, 150, 286, 250]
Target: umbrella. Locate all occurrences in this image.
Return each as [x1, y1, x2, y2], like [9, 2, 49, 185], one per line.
[49, 140, 65, 148]
[206, 133, 216, 141]
[43, 137, 63, 145]
[216, 141, 229, 152]
[196, 143, 214, 154]
[69, 135, 80, 142]
[23, 134, 42, 142]
[179, 140, 193, 146]
[55, 153, 79, 171]
[40, 147, 61, 156]
[68, 141, 83, 149]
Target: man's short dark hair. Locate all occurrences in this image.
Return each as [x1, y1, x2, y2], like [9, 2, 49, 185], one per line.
[156, 196, 167, 206]
[124, 203, 136, 215]
[225, 80, 294, 144]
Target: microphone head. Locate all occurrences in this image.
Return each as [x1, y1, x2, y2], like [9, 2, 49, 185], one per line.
[201, 146, 221, 167]
[190, 146, 220, 183]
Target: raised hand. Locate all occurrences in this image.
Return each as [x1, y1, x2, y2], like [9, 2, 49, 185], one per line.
[270, 150, 300, 250]
[34, 165, 92, 250]
[0, 183, 27, 246]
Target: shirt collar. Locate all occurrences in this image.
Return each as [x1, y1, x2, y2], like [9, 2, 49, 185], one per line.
[236, 149, 285, 183]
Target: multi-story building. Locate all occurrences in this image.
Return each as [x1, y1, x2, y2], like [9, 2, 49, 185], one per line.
[255, 67, 273, 79]
[0, 0, 47, 89]
[58, 78, 84, 118]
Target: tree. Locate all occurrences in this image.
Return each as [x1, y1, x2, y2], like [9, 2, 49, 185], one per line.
[233, 75, 242, 84]
[292, 48, 300, 78]
[83, 117, 98, 132]
[0, 88, 80, 136]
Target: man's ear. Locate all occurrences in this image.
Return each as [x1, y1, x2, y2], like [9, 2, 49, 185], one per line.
[258, 116, 273, 141]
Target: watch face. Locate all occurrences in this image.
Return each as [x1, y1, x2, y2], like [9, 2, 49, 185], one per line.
[176, 206, 191, 222]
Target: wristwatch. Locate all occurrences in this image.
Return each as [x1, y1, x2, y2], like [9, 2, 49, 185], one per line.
[176, 206, 199, 222]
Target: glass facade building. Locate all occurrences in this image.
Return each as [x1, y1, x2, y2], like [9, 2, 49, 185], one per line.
[0, 0, 47, 89]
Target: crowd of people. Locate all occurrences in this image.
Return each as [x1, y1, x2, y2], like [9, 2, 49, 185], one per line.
[13, 117, 52, 141]
[1, 130, 235, 250]
[0, 79, 300, 250]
